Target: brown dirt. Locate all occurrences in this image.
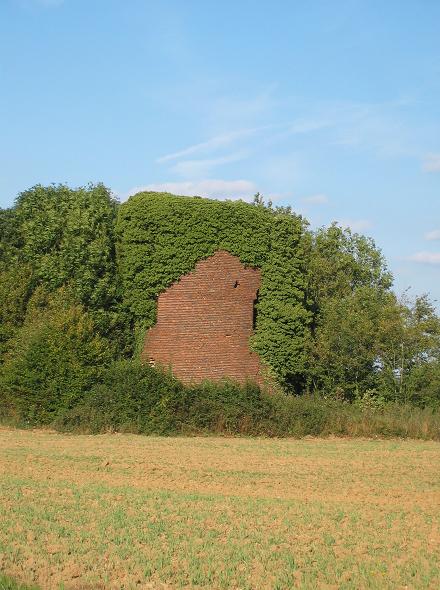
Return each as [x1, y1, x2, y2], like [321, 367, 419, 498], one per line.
[1, 427, 439, 589]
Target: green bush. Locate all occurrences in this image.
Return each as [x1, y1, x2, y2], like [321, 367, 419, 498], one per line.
[56, 361, 268, 435]
[55, 360, 440, 440]
[175, 380, 273, 435]
[56, 360, 184, 434]
[0, 289, 113, 425]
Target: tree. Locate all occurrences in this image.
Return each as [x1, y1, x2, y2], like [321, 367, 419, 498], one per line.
[399, 294, 440, 406]
[0, 207, 32, 361]
[307, 287, 402, 398]
[0, 184, 132, 422]
[305, 224, 398, 398]
[14, 183, 118, 311]
[1, 287, 113, 424]
[307, 223, 392, 309]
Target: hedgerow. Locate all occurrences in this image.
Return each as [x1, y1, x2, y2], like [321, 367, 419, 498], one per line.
[56, 360, 440, 440]
[116, 192, 310, 389]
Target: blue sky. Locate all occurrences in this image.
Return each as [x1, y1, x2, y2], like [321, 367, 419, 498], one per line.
[1, 0, 440, 304]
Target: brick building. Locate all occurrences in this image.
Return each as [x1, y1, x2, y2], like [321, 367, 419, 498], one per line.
[141, 250, 264, 386]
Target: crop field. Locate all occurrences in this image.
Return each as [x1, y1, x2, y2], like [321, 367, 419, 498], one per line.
[0, 428, 439, 589]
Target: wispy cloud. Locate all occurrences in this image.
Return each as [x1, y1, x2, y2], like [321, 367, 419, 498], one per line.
[124, 179, 257, 201]
[409, 251, 440, 265]
[339, 218, 372, 233]
[207, 86, 277, 130]
[288, 119, 333, 134]
[151, 93, 435, 220]
[302, 194, 329, 205]
[422, 153, 440, 172]
[268, 119, 333, 144]
[157, 128, 266, 163]
[321, 97, 427, 160]
[425, 229, 440, 241]
[171, 151, 249, 178]
[157, 116, 333, 181]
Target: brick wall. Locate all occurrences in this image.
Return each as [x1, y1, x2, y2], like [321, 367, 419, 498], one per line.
[141, 250, 264, 386]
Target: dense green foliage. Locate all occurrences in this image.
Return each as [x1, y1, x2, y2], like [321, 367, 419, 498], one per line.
[14, 184, 118, 307]
[0, 184, 123, 345]
[116, 191, 309, 388]
[0, 185, 124, 425]
[304, 224, 440, 404]
[1, 288, 113, 424]
[1, 184, 439, 432]
[56, 360, 440, 440]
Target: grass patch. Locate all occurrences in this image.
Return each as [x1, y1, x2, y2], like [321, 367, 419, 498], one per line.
[0, 574, 39, 590]
[1, 428, 439, 589]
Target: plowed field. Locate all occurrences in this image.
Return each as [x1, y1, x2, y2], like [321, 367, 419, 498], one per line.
[1, 427, 439, 589]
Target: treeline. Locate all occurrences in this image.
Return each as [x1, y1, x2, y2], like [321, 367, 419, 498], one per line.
[0, 184, 439, 434]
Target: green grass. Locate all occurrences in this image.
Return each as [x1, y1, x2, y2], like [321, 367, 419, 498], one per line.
[1, 428, 440, 589]
[0, 574, 39, 590]
[3, 478, 439, 589]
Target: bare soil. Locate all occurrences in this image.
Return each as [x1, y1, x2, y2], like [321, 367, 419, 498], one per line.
[1, 427, 439, 589]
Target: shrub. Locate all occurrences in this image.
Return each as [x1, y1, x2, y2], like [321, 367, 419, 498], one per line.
[178, 380, 273, 435]
[55, 360, 440, 441]
[0, 289, 113, 425]
[56, 360, 185, 434]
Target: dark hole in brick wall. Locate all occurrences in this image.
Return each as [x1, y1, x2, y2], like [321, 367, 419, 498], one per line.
[233, 280, 239, 288]
[253, 289, 259, 330]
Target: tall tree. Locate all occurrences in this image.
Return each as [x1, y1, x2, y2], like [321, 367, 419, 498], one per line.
[14, 183, 118, 311]
[305, 224, 397, 398]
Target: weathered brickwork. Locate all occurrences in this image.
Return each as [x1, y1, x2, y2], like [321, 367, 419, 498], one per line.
[142, 251, 264, 386]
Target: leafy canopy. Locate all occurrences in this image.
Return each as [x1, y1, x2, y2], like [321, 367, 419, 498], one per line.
[117, 191, 310, 389]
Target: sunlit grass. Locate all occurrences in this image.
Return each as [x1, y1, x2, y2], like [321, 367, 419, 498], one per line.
[0, 573, 39, 590]
[1, 428, 439, 589]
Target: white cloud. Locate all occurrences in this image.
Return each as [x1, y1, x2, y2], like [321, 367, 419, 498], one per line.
[409, 252, 440, 265]
[157, 128, 264, 163]
[302, 194, 329, 205]
[159, 118, 330, 166]
[124, 179, 257, 201]
[422, 153, 440, 172]
[171, 151, 249, 178]
[339, 218, 372, 233]
[425, 229, 440, 241]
